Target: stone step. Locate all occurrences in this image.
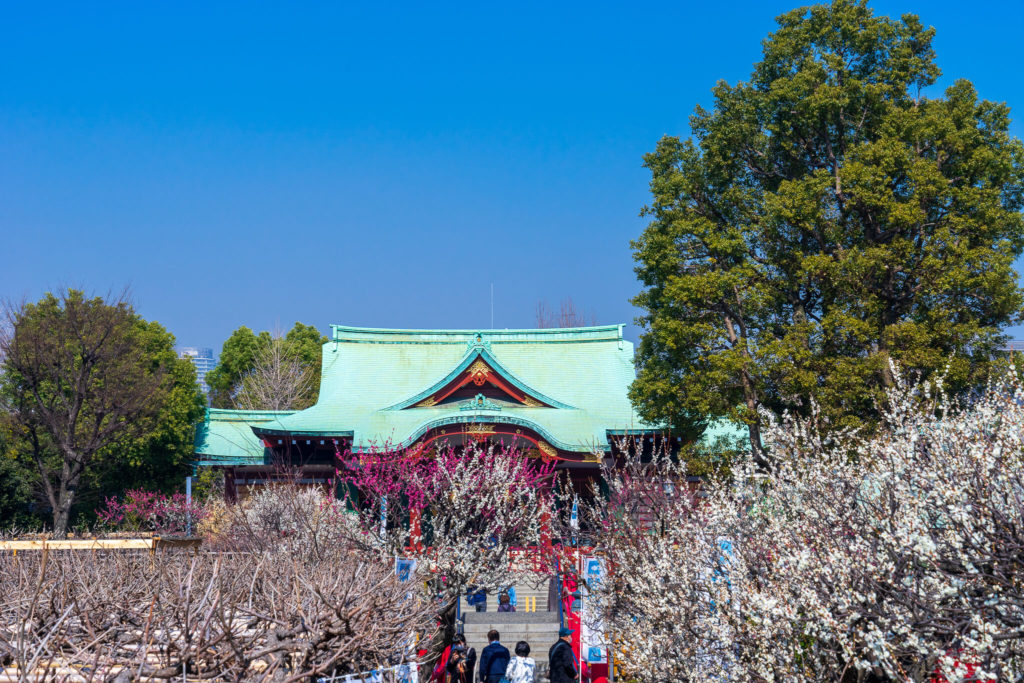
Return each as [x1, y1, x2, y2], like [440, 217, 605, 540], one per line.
[465, 612, 558, 624]
[464, 626, 561, 643]
[464, 638, 561, 663]
[460, 612, 560, 665]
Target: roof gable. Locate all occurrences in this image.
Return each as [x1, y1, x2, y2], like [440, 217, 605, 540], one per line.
[386, 347, 574, 411]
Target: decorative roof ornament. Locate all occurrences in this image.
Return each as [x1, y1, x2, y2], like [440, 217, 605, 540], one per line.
[459, 394, 502, 412]
[466, 359, 492, 386]
[466, 332, 492, 353]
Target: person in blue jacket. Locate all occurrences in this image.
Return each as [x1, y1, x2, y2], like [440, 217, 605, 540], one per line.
[478, 629, 511, 683]
[548, 627, 579, 683]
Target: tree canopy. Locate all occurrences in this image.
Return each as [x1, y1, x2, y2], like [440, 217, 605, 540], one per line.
[206, 322, 327, 410]
[0, 290, 205, 533]
[630, 0, 1024, 461]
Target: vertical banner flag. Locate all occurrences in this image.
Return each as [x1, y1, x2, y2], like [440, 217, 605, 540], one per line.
[395, 558, 416, 583]
[570, 496, 579, 531]
[580, 556, 607, 665]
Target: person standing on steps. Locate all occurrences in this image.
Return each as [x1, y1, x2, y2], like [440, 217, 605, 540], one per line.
[447, 644, 469, 683]
[446, 634, 477, 683]
[548, 627, 579, 683]
[504, 640, 537, 683]
[497, 592, 515, 612]
[467, 585, 487, 612]
[478, 629, 511, 683]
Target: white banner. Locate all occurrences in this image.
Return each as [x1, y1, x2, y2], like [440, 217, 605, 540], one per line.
[580, 556, 607, 665]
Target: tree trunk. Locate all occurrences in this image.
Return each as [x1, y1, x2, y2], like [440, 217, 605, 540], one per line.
[52, 500, 72, 537]
[722, 309, 769, 471]
[740, 371, 770, 472]
[52, 454, 85, 537]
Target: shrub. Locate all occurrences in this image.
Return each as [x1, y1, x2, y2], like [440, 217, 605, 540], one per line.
[96, 488, 206, 535]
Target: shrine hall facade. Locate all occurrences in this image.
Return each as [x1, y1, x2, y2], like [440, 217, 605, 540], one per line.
[193, 324, 734, 497]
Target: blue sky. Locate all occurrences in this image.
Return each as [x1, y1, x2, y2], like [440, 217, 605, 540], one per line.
[1, 1, 1022, 348]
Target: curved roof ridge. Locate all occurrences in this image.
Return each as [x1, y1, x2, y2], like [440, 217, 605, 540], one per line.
[391, 414, 596, 454]
[384, 347, 575, 411]
[330, 324, 624, 344]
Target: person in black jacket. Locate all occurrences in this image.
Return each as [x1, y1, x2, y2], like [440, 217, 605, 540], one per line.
[446, 634, 477, 683]
[478, 630, 511, 683]
[547, 627, 579, 683]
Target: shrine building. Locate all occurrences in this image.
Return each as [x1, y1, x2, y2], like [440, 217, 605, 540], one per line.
[193, 324, 734, 497]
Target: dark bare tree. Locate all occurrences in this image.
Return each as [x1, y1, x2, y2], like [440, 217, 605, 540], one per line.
[232, 334, 317, 411]
[535, 297, 596, 329]
[0, 545, 433, 681]
[0, 290, 173, 535]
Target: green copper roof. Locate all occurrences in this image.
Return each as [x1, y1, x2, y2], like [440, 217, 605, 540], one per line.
[253, 325, 656, 453]
[193, 324, 748, 462]
[193, 409, 295, 466]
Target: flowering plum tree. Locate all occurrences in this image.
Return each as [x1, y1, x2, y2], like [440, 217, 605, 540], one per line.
[97, 488, 207, 535]
[592, 366, 1024, 681]
[340, 441, 555, 616]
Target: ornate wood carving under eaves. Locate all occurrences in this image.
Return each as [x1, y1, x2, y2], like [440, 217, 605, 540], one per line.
[460, 394, 502, 411]
[464, 423, 496, 436]
[467, 359, 492, 386]
[536, 440, 557, 460]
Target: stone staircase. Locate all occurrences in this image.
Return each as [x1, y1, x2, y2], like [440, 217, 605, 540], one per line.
[459, 576, 560, 668]
[458, 576, 553, 614]
[462, 612, 561, 668]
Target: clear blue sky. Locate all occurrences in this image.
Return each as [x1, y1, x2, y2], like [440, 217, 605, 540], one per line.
[2, 1, 1022, 349]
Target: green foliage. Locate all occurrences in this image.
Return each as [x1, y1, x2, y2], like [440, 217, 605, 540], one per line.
[0, 439, 37, 528]
[206, 322, 327, 409]
[82, 322, 206, 514]
[206, 326, 267, 408]
[192, 466, 225, 502]
[0, 290, 205, 530]
[631, 0, 1024, 456]
[0, 417, 48, 529]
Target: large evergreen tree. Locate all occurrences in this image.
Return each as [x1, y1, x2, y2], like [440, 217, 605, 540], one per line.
[630, 0, 1024, 463]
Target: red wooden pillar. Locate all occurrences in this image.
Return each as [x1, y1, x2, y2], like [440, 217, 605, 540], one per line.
[409, 506, 424, 553]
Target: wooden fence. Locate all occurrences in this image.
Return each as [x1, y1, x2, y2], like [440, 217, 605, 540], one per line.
[0, 537, 202, 552]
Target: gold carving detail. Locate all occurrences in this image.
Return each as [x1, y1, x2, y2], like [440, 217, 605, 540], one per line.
[520, 395, 543, 407]
[417, 395, 438, 407]
[464, 423, 495, 435]
[467, 359, 491, 386]
[536, 440, 557, 460]
[583, 451, 602, 463]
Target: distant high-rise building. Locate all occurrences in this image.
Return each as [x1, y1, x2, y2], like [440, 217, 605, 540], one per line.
[178, 346, 217, 395]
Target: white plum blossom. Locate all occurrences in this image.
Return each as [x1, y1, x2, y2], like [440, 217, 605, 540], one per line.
[590, 365, 1024, 681]
[342, 441, 553, 617]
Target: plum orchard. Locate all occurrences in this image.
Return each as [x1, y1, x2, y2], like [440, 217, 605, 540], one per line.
[592, 366, 1024, 682]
